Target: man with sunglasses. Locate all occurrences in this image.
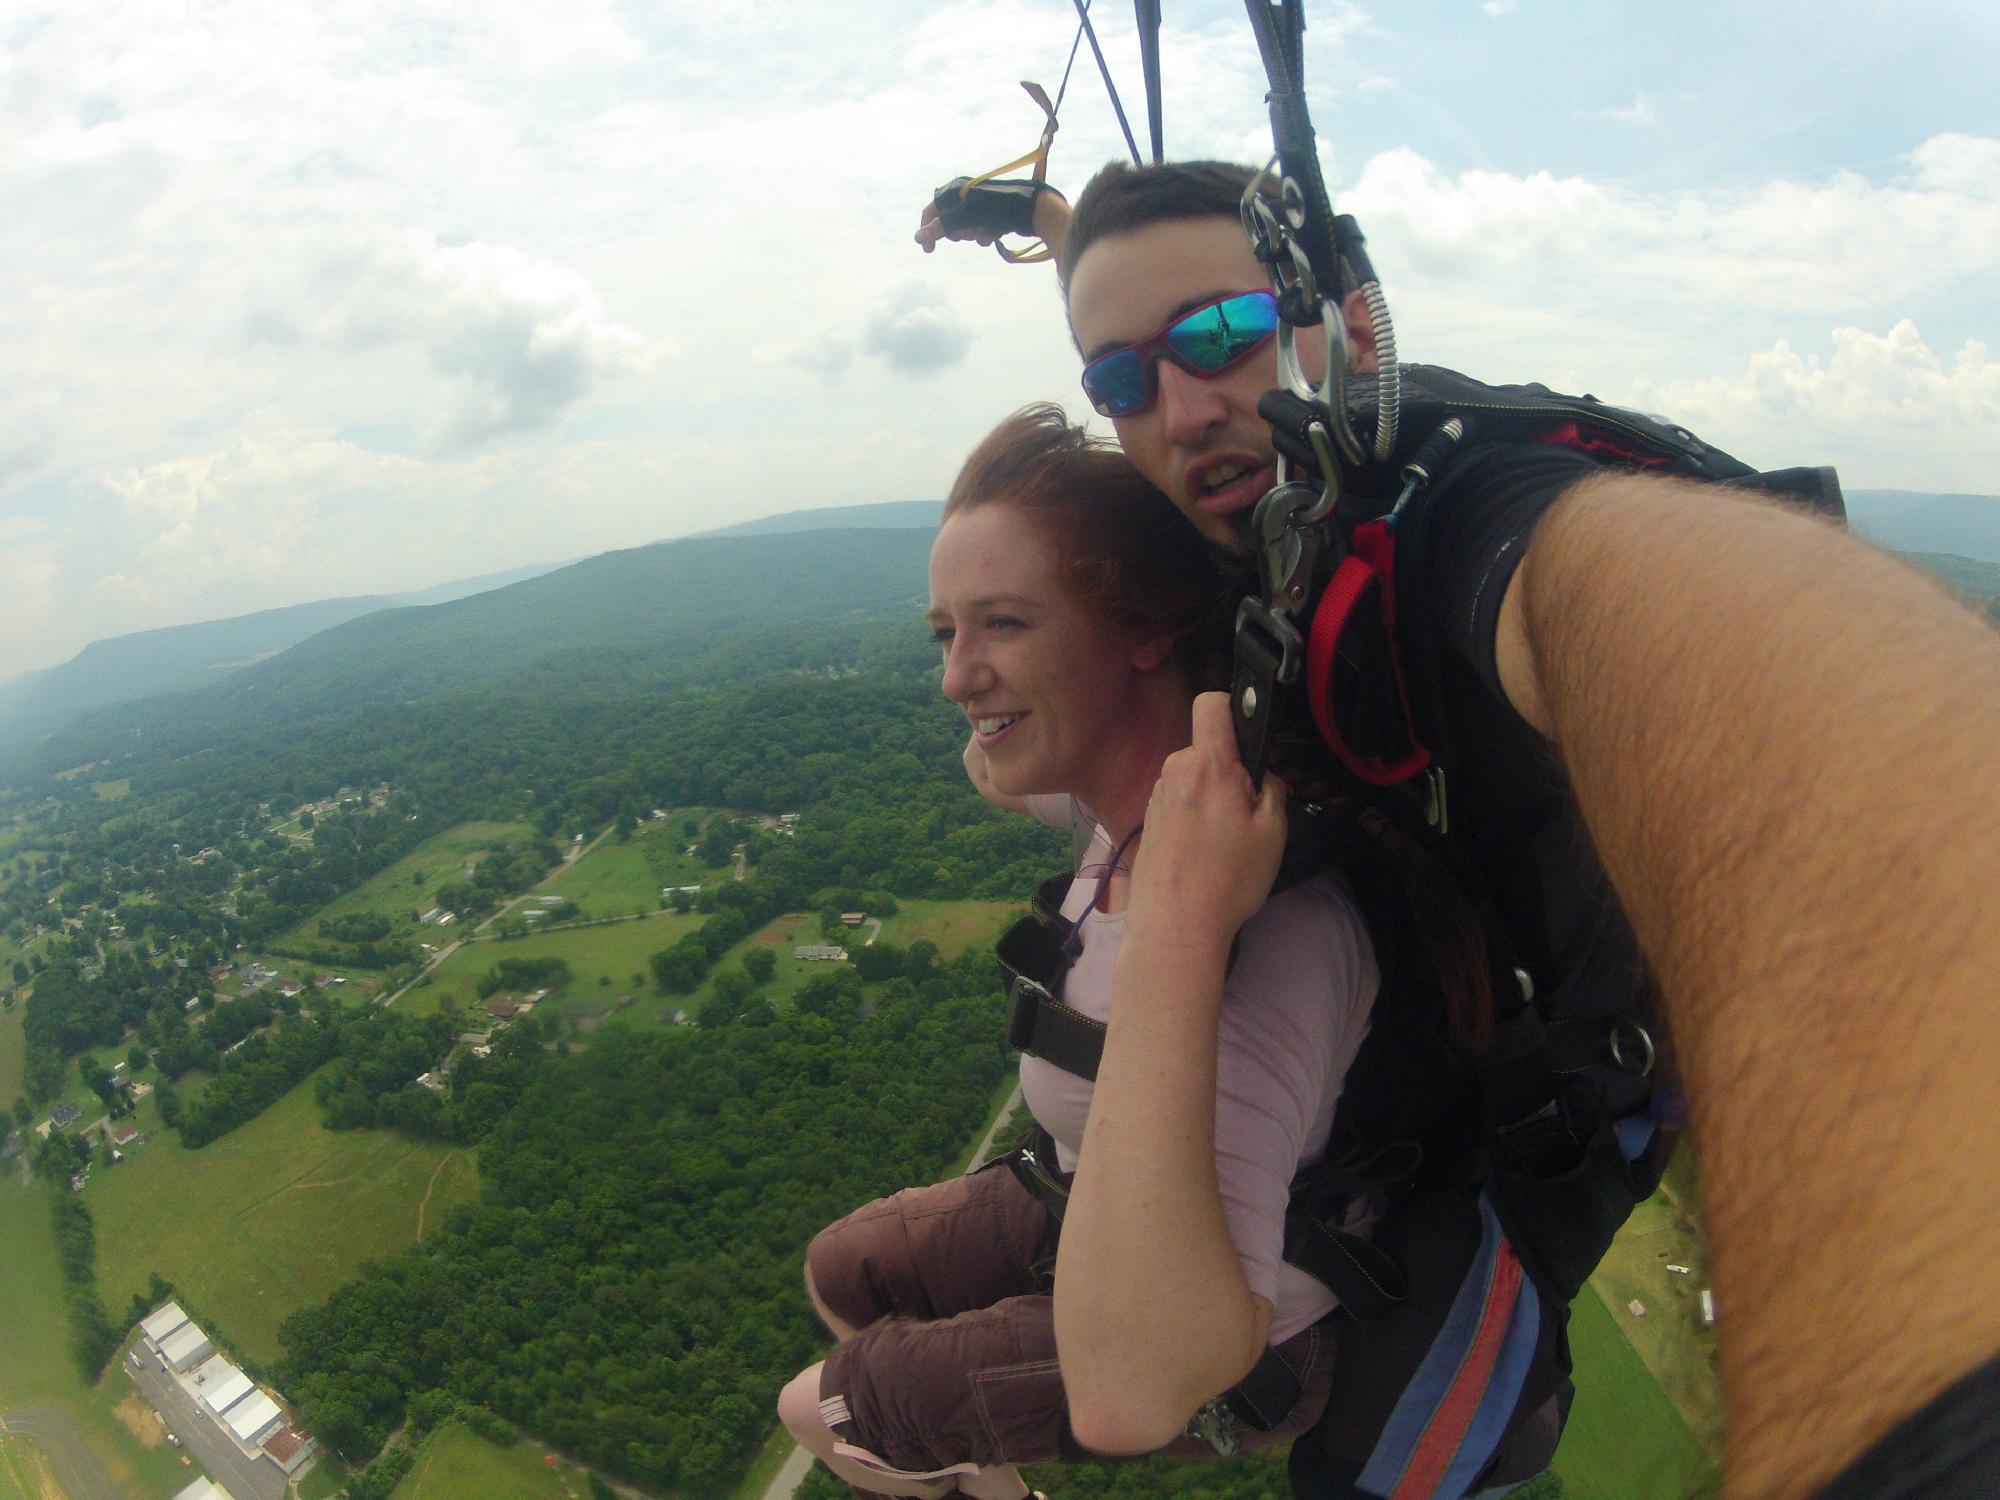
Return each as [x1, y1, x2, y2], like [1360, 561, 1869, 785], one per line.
[920, 158, 2000, 1500]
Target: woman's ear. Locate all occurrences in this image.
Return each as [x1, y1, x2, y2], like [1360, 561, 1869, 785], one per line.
[1131, 633, 1177, 672]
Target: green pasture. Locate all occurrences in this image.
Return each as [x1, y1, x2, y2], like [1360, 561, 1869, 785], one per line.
[874, 898, 1023, 958]
[391, 1421, 587, 1500]
[403, 911, 706, 1021]
[1554, 1281, 1719, 1499]
[0, 1435, 46, 1500]
[1587, 1155, 1721, 1456]
[86, 1080, 479, 1368]
[538, 809, 734, 917]
[275, 820, 534, 953]
[92, 779, 131, 801]
[0, 1178, 191, 1500]
[0, 1003, 25, 1115]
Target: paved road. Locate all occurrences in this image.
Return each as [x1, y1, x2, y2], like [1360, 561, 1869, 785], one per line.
[0, 1406, 122, 1500]
[125, 1349, 286, 1500]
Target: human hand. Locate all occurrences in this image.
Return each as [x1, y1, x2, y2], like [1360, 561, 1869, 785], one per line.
[916, 195, 997, 253]
[915, 178, 1069, 256]
[1129, 692, 1288, 946]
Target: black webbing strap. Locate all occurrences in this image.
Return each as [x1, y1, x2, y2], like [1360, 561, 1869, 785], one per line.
[1005, 972, 1107, 1081]
[1283, 1212, 1407, 1322]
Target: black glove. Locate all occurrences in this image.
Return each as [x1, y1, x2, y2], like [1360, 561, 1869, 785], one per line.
[930, 177, 1062, 241]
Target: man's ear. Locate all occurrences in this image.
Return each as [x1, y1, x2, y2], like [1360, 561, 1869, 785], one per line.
[1341, 288, 1380, 376]
[1131, 634, 1177, 672]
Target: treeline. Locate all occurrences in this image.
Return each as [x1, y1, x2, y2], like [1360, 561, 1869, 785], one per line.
[178, 1009, 344, 1147]
[21, 954, 202, 1105]
[434, 838, 563, 920]
[476, 955, 570, 999]
[51, 1196, 119, 1379]
[277, 948, 1013, 1494]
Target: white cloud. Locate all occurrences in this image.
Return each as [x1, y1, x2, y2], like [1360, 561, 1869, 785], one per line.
[0, 1, 1990, 682]
[1575, 93, 1681, 126]
[1623, 323, 2000, 491]
[1480, 0, 1519, 16]
[256, 235, 648, 453]
[859, 283, 975, 377]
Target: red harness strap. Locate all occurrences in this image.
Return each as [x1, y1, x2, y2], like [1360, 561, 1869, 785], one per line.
[1305, 518, 1432, 786]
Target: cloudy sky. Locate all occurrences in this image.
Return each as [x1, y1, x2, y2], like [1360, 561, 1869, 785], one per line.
[2, 0, 1995, 681]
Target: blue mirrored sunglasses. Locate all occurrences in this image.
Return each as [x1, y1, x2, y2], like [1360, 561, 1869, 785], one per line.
[1079, 290, 1280, 418]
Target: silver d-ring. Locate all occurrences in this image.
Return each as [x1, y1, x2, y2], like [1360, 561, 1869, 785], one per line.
[1608, 1019, 1657, 1078]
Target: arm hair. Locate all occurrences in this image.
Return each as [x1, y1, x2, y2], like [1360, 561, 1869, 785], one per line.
[1505, 472, 2000, 1497]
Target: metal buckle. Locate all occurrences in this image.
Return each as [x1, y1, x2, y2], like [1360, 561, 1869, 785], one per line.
[1609, 1018, 1657, 1078]
[1185, 1396, 1242, 1458]
[1004, 973, 1053, 1054]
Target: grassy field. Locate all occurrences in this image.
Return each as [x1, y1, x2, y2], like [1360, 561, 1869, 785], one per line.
[874, 898, 1023, 957]
[1586, 1153, 1721, 1457]
[0, 1178, 192, 1500]
[0, 1003, 25, 1118]
[275, 820, 534, 954]
[86, 1081, 479, 1368]
[1553, 1281, 1720, 1499]
[92, 779, 131, 801]
[391, 1421, 590, 1500]
[401, 911, 707, 1021]
[537, 811, 733, 918]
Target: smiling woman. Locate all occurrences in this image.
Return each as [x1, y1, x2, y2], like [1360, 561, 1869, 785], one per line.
[776, 406, 1382, 1498]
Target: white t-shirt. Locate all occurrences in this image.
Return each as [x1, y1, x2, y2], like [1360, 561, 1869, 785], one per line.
[1017, 797, 1378, 1342]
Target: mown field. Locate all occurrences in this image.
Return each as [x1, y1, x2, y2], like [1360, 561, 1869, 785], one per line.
[274, 819, 534, 953]
[873, 897, 1022, 956]
[0, 1176, 191, 1500]
[1554, 1279, 1720, 1498]
[86, 1081, 479, 1368]
[398, 910, 706, 1021]
[535, 809, 735, 918]
[390, 1421, 591, 1500]
[1586, 1152, 1721, 1457]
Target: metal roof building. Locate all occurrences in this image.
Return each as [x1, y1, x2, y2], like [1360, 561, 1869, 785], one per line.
[222, 1389, 283, 1447]
[140, 1301, 191, 1346]
[158, 1320, 214, 1373]
[191, 1356, 254, 1416]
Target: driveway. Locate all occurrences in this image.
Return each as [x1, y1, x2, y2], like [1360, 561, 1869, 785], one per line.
[125, 1350, 287, 1500]
[0, 1407, 122, 1500]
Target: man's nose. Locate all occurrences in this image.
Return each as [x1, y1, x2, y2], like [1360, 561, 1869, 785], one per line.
[1155, 359, 1228, 446]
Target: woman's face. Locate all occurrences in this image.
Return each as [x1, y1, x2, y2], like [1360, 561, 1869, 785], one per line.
[928, 502, 1153, 800]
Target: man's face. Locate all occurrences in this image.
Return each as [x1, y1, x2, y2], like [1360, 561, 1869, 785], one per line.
[1067, 215, 1323, 552]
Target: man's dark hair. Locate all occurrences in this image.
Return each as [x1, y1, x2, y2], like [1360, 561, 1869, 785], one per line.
[1057, 159, 1271, 291]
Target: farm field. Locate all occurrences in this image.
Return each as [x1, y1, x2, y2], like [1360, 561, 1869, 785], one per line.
[1554, 1281, 1720, 1499]
[92, 778, 131, 801]
[402, 910, 706, 1021]
[0, 1003, 25, 1116]
[274, 820, 535, 953]
[873, 898, 1022, 957]
[391, 1421, 589, 1500]
[536, 809, 734, 917]
[1588, 1153, 1721, 1457]
[0, 1177, 191, 1500]
[86, 1080, 479, 1367]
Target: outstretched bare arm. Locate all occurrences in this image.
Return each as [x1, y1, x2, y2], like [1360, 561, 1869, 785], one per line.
[1497, 474, 2000, 1498]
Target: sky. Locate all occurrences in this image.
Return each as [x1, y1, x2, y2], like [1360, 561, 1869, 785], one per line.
[2, 0, 1996, 682]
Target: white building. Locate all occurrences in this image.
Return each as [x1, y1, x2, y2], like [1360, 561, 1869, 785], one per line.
[222, 1389, 284, 1449]
[174, 1479, 228, 1500]
[158, 1321, 213, 1373]
[189, 1354, 252, 1416]
[140, 1302, 191, 1348]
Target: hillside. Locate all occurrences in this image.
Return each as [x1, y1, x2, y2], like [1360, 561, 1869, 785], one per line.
[13, 528, 933, 782]
[0, 560, 568, 757]
[702, 498, 943, 537]
[1845, 488, 2000, 562]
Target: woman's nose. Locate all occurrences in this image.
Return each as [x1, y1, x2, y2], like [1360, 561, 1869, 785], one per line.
[939, 637, 987, 702]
